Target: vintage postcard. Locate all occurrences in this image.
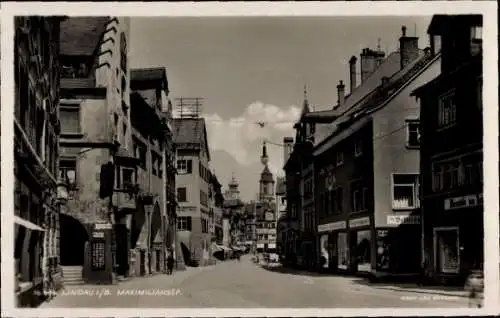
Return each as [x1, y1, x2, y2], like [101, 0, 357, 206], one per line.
[1, 1, 498, 317]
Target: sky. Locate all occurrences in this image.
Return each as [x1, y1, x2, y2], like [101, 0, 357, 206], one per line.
[129, 16, 431, 201]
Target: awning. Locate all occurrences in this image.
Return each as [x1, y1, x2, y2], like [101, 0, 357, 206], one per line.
[15, 216, 45, 231]
[257, 243, 265, 248]
[268, 243, 276, 249]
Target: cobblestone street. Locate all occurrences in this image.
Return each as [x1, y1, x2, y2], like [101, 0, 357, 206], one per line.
[41, 256, 468, 308]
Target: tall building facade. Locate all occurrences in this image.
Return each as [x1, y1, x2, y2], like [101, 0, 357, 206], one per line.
[129, 67, 173, 276]
[173, 118, 214, 266]
[57, 17, 136, 284]
[413, 15, 483, 285]
[310, 27, 440, 276]
[14, 16, 65, 307]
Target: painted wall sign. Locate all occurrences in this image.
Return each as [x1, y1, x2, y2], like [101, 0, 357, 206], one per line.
[318, 221, 347, 233]
[444, 193, 483, 211]
[349, 216, 370, 228]
[387, 215, 420, 225]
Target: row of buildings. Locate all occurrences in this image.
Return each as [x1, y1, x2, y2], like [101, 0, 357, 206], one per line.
[13, 16, 238, 307]
[278, 15, 483, 285]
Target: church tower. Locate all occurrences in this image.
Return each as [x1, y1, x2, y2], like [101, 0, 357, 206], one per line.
[226, 172, 241, 201]
[259, 142, 275, 202]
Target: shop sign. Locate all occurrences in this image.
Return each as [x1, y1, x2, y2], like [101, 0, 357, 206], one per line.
[318, 221, 346, 233]
[95, 223, 112, 230]
[93, 231, 105, 238]
[444, 194, 483, 211]
[349, 217, 370, 229]
[387, 215, 420, 225]
[178, 206, 197, 212]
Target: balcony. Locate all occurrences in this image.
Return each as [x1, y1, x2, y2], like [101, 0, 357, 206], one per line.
[113, 191, 137, 213]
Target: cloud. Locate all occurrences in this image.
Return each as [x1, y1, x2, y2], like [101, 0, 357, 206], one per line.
[204, 101, 300, 189]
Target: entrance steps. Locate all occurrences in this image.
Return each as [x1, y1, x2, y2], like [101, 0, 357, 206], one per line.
[61, 266, 84, 285]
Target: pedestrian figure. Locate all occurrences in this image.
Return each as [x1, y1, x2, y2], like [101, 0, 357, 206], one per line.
[237, 252, 241, 262]
[166, 253, 174, 275]
[465, 268, 484, 308]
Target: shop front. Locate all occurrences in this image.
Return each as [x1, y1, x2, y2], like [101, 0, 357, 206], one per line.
[424, 192, 483, 284]
[348, 216, 373, 273]
[317, 220, 348, 272]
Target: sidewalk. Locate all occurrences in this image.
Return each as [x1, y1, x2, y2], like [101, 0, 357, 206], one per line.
[369, 283, 468, 298]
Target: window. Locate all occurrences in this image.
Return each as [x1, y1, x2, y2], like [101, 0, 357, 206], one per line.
[470, 26, 482, 40]
[177, 216, 192, 231]
[177, 159, 192, 174]
[354, 140, 363, 157]
[133, 141, 147, 168]
[433, 156, 482, 191]
[336, 151, 344, 166]
[351, 182, 368, 212]
[406, 120, 420, 148]
[122, 168, 135, 188]
[152, 154, 158, 176]
[158, 156, 163, 178]
[200, 190, 208, 207]
[201, 219, 208, 233]
[60, 105, 81, 134]
[177, 187, 187, 202]
[438, 91, 457, 128]
[120, 33, 128, 73]
[59, 159, 77, 188]
[392, 174, 419, 209]
[330, 187, 343, 214]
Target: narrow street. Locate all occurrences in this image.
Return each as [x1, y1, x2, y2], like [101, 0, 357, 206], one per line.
[41, 256, 468, 308]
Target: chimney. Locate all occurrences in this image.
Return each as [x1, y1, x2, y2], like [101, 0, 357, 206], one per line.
[399, 25, 420, 69]
[349, 55, 357, 93]
[283, 137, 294, 166]
[337, 80, 345, 109]
[360, 48, 385, 83]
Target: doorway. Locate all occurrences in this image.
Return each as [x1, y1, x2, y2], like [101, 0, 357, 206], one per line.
[434, 227, 460, 274]
[59, 214, 89, 266]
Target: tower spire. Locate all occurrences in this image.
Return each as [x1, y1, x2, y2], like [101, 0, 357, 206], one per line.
[377, 38, 381, 51]
[303, 83, 308, 101]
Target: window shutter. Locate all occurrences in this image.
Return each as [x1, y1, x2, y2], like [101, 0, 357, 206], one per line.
[187, 160, 192, 173]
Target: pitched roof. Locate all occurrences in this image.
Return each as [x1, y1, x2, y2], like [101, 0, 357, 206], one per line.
[172, 118, 211, 161]
[60, 17, 110, 56]
[313, 51, 406, 145]
[130, 68, 169, 92]
[315, 50, 438, 151]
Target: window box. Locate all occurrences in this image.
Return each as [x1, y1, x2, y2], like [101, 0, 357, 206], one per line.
[392, 173, 419, 210]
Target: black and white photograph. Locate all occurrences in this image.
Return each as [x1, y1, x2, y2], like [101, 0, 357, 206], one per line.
[1, 2, 498, 316]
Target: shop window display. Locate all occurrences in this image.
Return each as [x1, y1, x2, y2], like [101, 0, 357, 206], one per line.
[320, 235, 329, 268]
[356, 230, 371, 272]
[376, 230, 390, 270]
[435, 228, 459, 274]
[337, 232, 348, 270]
